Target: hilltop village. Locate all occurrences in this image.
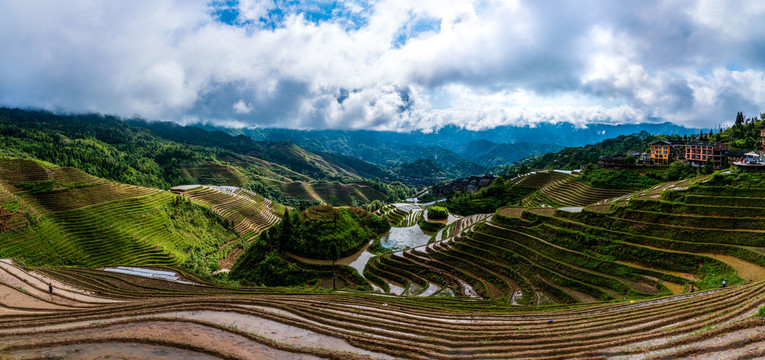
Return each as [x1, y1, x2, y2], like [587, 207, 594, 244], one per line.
[599, 122, 765, 172]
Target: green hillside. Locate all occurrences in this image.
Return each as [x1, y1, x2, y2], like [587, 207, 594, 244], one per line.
[229, 205, 388, 287]
[367, 172, 765, 304]
[0, 159, 241, 272]
[0, 108, 406, 207]
[512, 131, 660, 170]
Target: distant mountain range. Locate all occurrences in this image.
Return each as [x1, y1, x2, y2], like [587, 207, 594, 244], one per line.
[202, 122, 697, 171]
[0, 106, 700, 190]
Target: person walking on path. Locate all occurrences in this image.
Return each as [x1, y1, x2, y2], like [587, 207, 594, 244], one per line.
[690, 285, 695, 293]
[722, 280, 727, 288]
[48, 282, 53, 300]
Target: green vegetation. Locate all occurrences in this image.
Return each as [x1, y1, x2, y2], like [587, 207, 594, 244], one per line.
[758, 306, 765, 317]
[707, 112, 765, 150]
[369, 179, 414, 203]
[269, 205, 388, 259]
[418, 219, 446, 232]
[578, 167, 663, 190]
[445, 177, 535, 215]
[426, 206, 448, 219]
[705, 171, 765, 188]
[0, 159, 241, 271]
[0, 108, 409, 208]
[519, 131, 663, 170]
[228, 235, 322, 287]
[229, 205, 383, 287]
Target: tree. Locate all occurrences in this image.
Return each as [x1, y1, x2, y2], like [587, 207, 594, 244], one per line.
[328, 242, 340, 290]
[703, 157, 716, 175]
[277, 209, 292, 251]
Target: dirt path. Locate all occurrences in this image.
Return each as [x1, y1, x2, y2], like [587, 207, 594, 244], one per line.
[614, 261, 700, 282]
[701, 253, 765, 282]
[618, 240, 765, 283]
[0, 261, 120, 304]
[0, 283, 72, 310]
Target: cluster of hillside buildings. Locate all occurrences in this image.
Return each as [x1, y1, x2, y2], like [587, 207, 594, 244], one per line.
[599, 126, 765, 171]
[430, 174, 497, 196]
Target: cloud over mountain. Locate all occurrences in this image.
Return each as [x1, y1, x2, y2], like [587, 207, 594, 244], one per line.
[0, 0, 763, 130]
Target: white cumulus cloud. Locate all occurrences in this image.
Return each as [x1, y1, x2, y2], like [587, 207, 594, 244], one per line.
[0, 0, 763, 131]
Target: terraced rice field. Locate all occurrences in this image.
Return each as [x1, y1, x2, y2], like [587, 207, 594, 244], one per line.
[379, 203, 425, 227]
[515, 171, 634, 207]
[278, 180, 389, 205]
[367, 181, 765, 309]
[365, 213, 491, 297]
[171, 185, 286, 268]
[0, 159, 227, 267]
[2, 258, 764, 359]
[172, 185, 284, 241]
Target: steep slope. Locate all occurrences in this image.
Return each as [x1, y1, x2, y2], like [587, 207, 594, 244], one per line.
[367, 173, 765, 305]
[171, 185, 286, 269]
[458, 140, 564, 168]
[0, 108, 401, 207]
[514, 171, 635, 207]
[129, 118, 390, 180]
[0, 158, 242, 270]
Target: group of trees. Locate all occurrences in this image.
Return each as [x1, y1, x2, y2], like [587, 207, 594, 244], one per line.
[230, 205, 389, 287]
[517, 131, 659, 171]
[706, 112, 765, 150]
[369, 178, 414, 203]
[262, 206, 389, 260]
[444, 177, 535, 215]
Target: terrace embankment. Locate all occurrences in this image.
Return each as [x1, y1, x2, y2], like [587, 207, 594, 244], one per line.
[0, 159, 247, 269]
[171, 185, 285, 268]
[2, 258, 764, 359]
[368, 178, 765, 306]
[515, 171, 634, 208]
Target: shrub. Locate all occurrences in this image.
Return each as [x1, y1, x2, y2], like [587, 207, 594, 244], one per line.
[427, 206, 448, 219]
[418, 219, 446, 232]
[578, 167, 662, 190]
[259, 206, 389, 260]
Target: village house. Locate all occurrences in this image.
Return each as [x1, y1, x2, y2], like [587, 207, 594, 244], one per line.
[598, 153, 641, 168]
[726, 150, 746, 167]
[684, 141, 727, 168]
[649, 140, 683, 165]
[431, 174, 497, 196]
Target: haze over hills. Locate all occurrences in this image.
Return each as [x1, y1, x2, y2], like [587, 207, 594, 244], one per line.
[203, 121, 697, 171]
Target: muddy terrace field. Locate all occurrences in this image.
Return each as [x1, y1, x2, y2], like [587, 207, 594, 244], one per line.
[2, 258, 765, 359]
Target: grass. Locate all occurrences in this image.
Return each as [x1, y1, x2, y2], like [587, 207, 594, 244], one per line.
[368, 173, 765, 305]
[0, 160, 245, 270]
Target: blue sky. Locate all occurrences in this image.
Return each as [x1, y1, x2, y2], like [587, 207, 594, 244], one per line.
[0, 0, 763, 131]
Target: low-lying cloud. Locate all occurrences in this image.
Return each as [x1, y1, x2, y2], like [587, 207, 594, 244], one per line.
[0, 0, 763, 131]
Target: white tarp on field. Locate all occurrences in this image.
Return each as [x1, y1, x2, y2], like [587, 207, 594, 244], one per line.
[104, 267, 195, 285]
